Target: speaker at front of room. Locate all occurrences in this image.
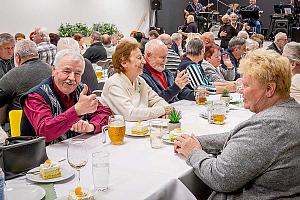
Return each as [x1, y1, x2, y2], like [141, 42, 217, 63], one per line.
[151, 0, 162, 10]
[292, 27, 300, 42]
[272, 19, 289, 35]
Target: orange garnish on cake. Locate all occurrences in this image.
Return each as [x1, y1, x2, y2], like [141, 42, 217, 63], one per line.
[75, 186, 83, 196]
[45, 159, 51, 164]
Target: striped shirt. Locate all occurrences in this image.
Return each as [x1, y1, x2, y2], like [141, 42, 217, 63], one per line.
[37, 42, 57, 65]
[165, 48, 181, 70]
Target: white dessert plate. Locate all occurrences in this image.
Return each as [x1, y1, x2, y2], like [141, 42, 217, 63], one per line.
[162, 134, 175, 144]
[6, 183, 45, 200]
[125, 131, 150, 137]
[26, 166, 75, 183]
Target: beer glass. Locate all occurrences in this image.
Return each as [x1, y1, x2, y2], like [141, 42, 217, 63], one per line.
[102, 115, 125, 145]
[195, 86, 207, 105]
[211, 100, 226, 125]
[95, 65, 103, 80]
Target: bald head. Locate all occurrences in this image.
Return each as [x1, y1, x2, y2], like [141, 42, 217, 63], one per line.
[201, 32, 215, 48]
[158, 34, 172, 48]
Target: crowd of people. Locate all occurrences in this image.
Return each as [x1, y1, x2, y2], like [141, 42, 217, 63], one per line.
[0, 9, 299, 197]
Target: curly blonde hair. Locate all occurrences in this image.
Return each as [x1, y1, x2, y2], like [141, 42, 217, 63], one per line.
[239, 49, 291, 96]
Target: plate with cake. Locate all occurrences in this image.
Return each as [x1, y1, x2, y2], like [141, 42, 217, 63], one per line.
[26, 159, 74, 183]
[162, 128, 183, 144]
[125, 121, 150, 137]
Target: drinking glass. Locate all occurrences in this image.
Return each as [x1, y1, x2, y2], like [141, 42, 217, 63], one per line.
[102, 115, 126, 145]
[195, 86, 207, 105]
[149, 119, 163, 149]
[92, 151, 109, 192]
[211, 100, 227, 125]
[67, 139, 88, 186]
[95, 65, 103, 80]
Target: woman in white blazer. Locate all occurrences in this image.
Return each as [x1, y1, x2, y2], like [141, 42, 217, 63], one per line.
[101, 38, 173, 121]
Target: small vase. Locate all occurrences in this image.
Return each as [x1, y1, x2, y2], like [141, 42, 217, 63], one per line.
[220, 96, 231, 106]
[168, 122, 181, 131]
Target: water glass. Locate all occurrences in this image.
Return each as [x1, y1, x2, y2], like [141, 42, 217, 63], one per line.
[92, 151, 109, 192]
[211, 100, 227, 125]
[149, 120, 163, 149]
[195, 86, 207, 105]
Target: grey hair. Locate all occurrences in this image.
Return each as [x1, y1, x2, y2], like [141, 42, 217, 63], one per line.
[57, 37, 80, 53]
[14, 39, 38, 59]
[186, 38, 204, 55]
[283, 42, 300, 65]
[91, 31, 101, 41]
[246, 39, 259, 51]
[275, 32, 287, 42]
[237, 31, 249, 40]
[34, 27, 50, 42]
[171, 33, 182, 41]
[145, 39, 167, 54]
[0, 33, 15, 46]
[228, 36, 246, 50]
[53, 49, 85, 71]
[158, 34, 172, 46]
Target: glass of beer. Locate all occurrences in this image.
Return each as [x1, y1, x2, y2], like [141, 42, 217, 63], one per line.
[95, 66, 103, 80]
[211, 100, 226, 125]
[102, 115, 125, 145]
[195, 86, 207, 105]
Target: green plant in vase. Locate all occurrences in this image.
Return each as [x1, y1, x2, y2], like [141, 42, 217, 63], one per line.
[168, 109, 182, 131]
[220, 88, 231, 106]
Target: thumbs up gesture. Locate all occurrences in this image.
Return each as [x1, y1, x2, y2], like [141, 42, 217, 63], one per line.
[74, 84, 98, 116]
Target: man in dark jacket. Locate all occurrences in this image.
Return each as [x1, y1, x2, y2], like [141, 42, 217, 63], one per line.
[267, 32, 288, 55]
[83, 31, 107, 63]
[0, 39, 52, 125]
[141, 39, 195, 103]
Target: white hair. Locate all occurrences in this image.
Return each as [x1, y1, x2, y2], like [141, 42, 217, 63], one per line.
[57, 37, 80, 53]
[275, 32, 287, 42]
[14, 39, 38, 59]
[33, 27, 50, 42]
[53, 49, 85, 71]
[144, 39, 167, 54]
[171, 33, 182, 41]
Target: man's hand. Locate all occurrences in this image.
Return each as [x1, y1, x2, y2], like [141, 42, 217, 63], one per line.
[70, 120, 95, 133]
[174, 134, 202, 158]
[75, 84, 98, 116]
[175, 70, 189, 90]
[222, 54, 234, 69]
[164, 106, 174, 115]
[219, 31, 227, 37]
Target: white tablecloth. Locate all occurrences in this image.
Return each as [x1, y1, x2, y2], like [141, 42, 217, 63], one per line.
[8, 95, 253, 200]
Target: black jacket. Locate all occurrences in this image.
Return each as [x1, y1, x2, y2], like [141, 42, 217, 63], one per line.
[83, 42, 107, 63]
[267, 42, 282, 55]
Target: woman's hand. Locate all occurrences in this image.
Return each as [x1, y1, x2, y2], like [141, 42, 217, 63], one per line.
[174, 134, 202, 158]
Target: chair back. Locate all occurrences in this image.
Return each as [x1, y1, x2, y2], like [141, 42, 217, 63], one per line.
[9, 110, 23, 137]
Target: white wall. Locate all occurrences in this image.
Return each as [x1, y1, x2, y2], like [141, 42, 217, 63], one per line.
[0, 0, 151, 37]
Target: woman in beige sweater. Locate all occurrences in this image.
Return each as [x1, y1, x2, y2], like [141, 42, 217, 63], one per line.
[101, 38, 172, 121]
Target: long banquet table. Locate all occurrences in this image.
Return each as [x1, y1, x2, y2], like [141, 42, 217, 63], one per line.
[8, 94, 254, 200]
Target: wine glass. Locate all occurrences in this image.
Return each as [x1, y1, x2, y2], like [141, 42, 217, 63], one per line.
[235, 78, 244, 103]
[67, 138, 88, 186]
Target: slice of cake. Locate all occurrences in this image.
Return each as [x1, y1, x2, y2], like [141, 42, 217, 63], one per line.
[169, 128, 182, 142]
[68, 187, 95, 200]
[131, 121, 149, 135]
[39, 159, 62, 180]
